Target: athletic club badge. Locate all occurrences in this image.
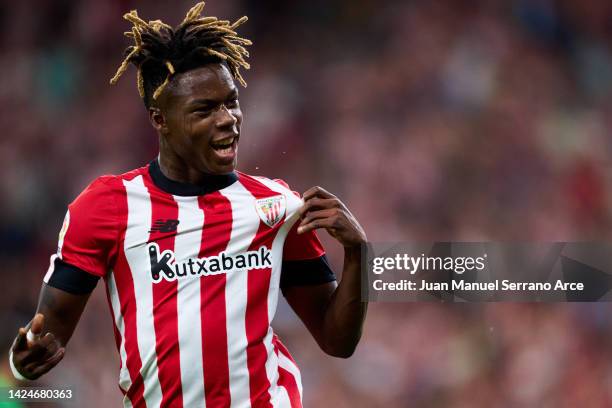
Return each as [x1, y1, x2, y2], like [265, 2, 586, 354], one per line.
[255, 195, 286, 228]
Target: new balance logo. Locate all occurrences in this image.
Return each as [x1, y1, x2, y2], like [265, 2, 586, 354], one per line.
[147, 243, 273, 283]
[149, 219, 180, 233]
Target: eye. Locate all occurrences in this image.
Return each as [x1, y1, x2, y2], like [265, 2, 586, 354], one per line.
[193, 107, 213, 116]
[226, 97, 239, 108]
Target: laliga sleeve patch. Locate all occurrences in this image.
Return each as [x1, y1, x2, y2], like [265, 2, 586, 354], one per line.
[280, 255, 336, 288]
[47, 257, 100, 295]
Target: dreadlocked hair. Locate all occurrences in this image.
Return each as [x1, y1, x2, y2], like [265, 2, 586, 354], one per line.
[109, 2, 251, 108]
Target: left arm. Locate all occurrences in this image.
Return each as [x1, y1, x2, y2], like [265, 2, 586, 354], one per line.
[281, 186, 367, 358]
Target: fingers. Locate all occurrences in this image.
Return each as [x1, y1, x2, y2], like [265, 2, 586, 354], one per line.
[36, 333, 60, 354]
[11, 314, 63, 380]
[302, 186, 336, 202]
[13, 327, 28, 352]
[31, 348, 65, 378]
[299, 186, 367, 246]
[24, 348, 65, 380]
[298, 187, 368, 247]
[298, 198, 338, 217]
[20, 333, 60, 366]
[23, 346, 64, 371]
[298, 188, 343, 234]
[298, 209, 336, 232]
[298, 216, 337, 235]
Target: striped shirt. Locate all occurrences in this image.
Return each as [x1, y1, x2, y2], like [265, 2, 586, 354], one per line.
[44, 161, 329, 408]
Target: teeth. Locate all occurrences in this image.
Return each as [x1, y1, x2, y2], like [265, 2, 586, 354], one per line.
[212, 136, 237, 154]
[213, 136, 236, 148]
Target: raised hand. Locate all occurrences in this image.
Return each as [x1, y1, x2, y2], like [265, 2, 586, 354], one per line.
[11, 313, 65, 380]
[297, 186, 367, 248]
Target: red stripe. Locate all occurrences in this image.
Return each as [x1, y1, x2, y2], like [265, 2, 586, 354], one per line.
[239, 175, 287, 407]
[278, 367, 302, 408]
[272, 334, 299, 367]
[112, 178, 146, 408]
[198, 192, 232, 407]
[143, 175, 183, 408]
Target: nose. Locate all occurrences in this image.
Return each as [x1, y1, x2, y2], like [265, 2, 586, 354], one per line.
[215, 104, 237, 128]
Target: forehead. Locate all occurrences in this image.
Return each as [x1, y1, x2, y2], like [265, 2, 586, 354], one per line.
[166, 64, 236, 103]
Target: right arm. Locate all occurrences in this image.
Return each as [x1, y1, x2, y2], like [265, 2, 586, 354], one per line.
[10, 177, 118, 381]
[10, 283, 92, 380]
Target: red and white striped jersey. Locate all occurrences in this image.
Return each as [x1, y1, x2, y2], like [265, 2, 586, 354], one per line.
[44, 161, 328, 408]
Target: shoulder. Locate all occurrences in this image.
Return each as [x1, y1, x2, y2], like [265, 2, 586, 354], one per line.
[236, 171, 301, 199]
[70, 165, 148, 212]
[73, 166, 148, 199]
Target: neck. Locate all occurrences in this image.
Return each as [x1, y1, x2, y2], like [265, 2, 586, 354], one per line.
[149, 158, 237, 197]
[158, 154, 199, 185]
[157, 151, 233, 185]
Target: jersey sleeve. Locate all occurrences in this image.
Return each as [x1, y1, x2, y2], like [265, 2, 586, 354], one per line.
[275, 178, 335, 287]
[281, 223, 335, 287]
[49, 177, 120, 278]
[283, 221, 325, 260]
[273, 178, 326, 261]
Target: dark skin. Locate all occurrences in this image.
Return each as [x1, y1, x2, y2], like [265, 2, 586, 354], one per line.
[11, 62, 368, 380]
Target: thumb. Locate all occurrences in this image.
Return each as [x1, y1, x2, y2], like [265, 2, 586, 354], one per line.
[30, 313, 45, 336]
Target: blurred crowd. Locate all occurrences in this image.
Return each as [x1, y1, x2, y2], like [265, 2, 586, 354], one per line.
[2, 0, 612, 406]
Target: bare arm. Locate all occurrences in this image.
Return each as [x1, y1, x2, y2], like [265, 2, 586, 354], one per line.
[10, 283, 92, 380]
[282, 186, 368, 358]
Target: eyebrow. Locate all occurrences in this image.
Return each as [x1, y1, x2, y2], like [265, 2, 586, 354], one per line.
[187, 89, 239, 107]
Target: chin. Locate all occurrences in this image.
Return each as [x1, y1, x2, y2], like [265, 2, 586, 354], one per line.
[209, 160, 237, 175]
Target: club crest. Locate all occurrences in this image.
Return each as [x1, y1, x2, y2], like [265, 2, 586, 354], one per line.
[255, 195, 286, 228]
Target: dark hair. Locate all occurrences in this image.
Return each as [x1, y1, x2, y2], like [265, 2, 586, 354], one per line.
[110, 2, 251, 108]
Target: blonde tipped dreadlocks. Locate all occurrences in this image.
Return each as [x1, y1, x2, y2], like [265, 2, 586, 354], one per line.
[109, 2, 251, 107]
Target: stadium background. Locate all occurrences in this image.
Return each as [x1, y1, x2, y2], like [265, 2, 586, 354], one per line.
[2, 0, 612, 406]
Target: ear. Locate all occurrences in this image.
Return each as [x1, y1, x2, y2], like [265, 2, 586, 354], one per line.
[148, 107, 167, 133]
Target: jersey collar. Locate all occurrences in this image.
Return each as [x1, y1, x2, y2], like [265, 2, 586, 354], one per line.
[148, 159, 238, 196]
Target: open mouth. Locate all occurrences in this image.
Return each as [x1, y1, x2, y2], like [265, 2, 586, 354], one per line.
[210, 136, 239, 153]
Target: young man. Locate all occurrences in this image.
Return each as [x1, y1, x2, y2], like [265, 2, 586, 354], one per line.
[9, 3, 367, 407]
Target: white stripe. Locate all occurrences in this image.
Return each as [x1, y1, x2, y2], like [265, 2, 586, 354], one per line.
[219, 181, 262, 408]
[45, 208, 73, 283]
[123, 175, 163, 406]
[43, 254, 59, 283]
[174, 196, 206, 408]
[254, 178, 304, 406]
[266, 215, 298, 407]
[107, 272, 132, 394]
[278, 348, 303, 401]
[272, 385, 291, 408]
[262, 328, 283, 408]
[255, 177, 302, 320]
[57, 210, 70, 256]
[254, 177, 304, 209]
